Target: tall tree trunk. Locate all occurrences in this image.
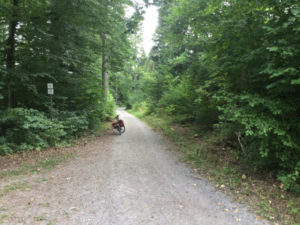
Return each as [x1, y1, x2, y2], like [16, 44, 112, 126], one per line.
[102, 34, 108, 102]
[6, 0, 19, 108]
[115, 76, 118, 105]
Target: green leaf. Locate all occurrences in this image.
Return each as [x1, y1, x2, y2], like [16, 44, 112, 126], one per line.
[291, 79, 300, 85]
[267, 46, 279, 52]
[291, 7, 300, 16]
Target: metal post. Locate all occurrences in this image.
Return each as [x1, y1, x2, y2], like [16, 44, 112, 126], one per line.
[50, 95, 53, 119]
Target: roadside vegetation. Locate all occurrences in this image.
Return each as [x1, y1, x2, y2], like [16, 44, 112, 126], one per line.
[0, 0, 143, 154]
[126, 0, 300, 195]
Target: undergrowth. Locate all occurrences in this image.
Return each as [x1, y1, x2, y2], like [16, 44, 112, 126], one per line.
[0, 108, 89, 155]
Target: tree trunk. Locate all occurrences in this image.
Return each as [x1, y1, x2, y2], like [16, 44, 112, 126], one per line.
[115, 76, 118, 105]
[6, 0, 19, 108]
[102, 34, 108, 102]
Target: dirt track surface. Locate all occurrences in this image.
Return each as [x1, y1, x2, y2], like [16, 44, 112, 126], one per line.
[0, 109, 270, 225]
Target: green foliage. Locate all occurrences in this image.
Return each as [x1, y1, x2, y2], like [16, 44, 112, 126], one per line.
[103, 93, 117, 120]
[217, 93, 300, 186]
[133, 0, 300, 192]
[53, 110, 89, 137]
[0, 108, 88, 155]
[0, 0, 141, 153]
[278, 165, 300, 194]
[129, 101, 151, 118]
[158, 80, 194, 122]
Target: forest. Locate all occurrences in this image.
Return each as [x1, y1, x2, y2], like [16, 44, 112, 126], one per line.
[0, 0, 300, 194]
[0, 0, 143, 152]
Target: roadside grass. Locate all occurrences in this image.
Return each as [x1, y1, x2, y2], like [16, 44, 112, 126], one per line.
[0, 213, 8, 223]
[0, 181, 30, 197]
[39, 154, 73, 170]
[0, 153, 74, 181]
[35, 213, 47, 221]
[131, 111, 300, 225]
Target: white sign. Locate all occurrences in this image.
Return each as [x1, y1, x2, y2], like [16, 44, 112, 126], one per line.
[48, 89, 54, 95]
[47, 83, 54, 95]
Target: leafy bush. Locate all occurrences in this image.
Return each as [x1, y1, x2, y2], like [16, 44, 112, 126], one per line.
[131, 101, 151, 117]
[158, 79, 218, 124]
[158, 81, 195, 122]
[53, 110, 89, 137]
[0, 108, 89, 155]
[103, 93, 116, 120]
[217, 92, 300, 190]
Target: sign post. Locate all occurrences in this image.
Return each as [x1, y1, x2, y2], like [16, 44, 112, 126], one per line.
[47, 83, 54, 118]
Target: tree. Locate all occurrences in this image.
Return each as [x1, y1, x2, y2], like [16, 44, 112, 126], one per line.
[133, 0, 300, 190]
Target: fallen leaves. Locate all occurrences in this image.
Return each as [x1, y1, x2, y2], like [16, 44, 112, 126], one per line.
[216, 184, 226, 189]
[235, 218, 241, 222]
[27, 197, 35, 205]
[280, 183, 284, 189]
[70, 207, 78, 211]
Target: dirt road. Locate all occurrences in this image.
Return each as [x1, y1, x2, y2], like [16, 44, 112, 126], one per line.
[0, 109, 269, 225]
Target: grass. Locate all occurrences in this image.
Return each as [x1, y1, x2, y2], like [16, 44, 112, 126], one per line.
[0, 167, 27, 179]
[0, 153, 74, 181]
[47, 220, 56, 225]
[37, 177, 48, 183]
[39, 154, 72, 170]
[131, 110, 300, 225]
[38, 202, 50, 207]
[0, 213, 8, 223]
[35, 213, 47, 221]
[0, 181, 30, 197]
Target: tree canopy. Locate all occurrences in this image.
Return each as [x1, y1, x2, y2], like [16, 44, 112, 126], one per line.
[0, 0, 142, 153]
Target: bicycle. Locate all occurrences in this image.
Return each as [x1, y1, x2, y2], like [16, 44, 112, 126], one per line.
[112, 115, 125, 135]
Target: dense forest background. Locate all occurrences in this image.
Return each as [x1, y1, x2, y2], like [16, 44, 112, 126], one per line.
[128, 0, 300, 192]
[0, 0, 143, 153]
[0, 0, 300, 191]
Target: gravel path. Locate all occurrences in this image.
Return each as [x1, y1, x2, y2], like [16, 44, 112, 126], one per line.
[0, 109, 270, 225]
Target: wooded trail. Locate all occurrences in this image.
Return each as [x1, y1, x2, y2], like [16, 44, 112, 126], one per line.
[0, 109, 269, 225]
